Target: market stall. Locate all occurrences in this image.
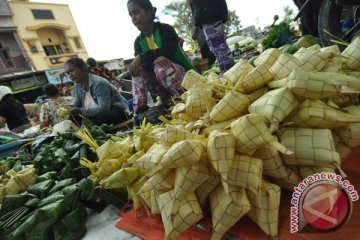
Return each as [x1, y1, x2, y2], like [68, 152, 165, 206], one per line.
[0, 36, 360, 240]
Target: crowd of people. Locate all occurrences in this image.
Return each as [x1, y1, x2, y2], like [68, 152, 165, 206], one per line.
[1, 0, 237, 133]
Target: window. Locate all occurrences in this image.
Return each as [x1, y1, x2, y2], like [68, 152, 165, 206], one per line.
[73, 38, 82, 49]
[0, 43, 14, 68]
[43, 45, 63, 56]
[27, 41, 38, 54]
[32, 9, 54, 19]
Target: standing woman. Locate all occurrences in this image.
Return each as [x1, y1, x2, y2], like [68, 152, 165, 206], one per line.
[64, 58, 129, 126]
[0, 86, 31, 133]
[188, 0, 234, 74]
[127, 0, 194, 114]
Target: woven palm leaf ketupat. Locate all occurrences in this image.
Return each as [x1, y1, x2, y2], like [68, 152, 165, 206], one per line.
[231, 113, 291, 155]
[207, 130, 236, 194]
[158, 125, 203, 146]
[247, 180, 281, 237]
[181, 69, 208, 90]
[96, 139, 132, 161]
[223, 59, 254, 86]
[207, 72, 221, 84]
[209, 185, 251, 240]
[269, 52, 303, 80]
[293, 47, 332, 72]
[286, 69, 360, 100]
[126, 150, 145, 165]
[3, 167, 37, 197]
[341, 36, 360, 71]
[185, 83, 213, 118]
[235, 64, 274, 93]
[158, 190, 203, 240]
[227, 154, 263, 194]
[299, 166, 336, 179]
[337, 123, 360, 147]
[91, 158, 123, 182]
[142, 140, 204, 179]
[127, 180, 144, 210]
[99, 167, 144, 189]
[254, 48, 281, 68]
[332, 131, 352, 160]
[195, 174, 221, 207]
[313, 71, 360, 90]
[150, 190, 160, 215]
[171, 161, 209, 217]
[209, 90, 251, 122]
[270, 167, 302, 191]
[280, 128, 342, 170]
[248, 87, 298, 132]
[320, 45, 343, 72]
[133, 144, 169, 171]
[138, 169, 175, 194]
[289, 99, 360, 128]
[253, 146, 289, 179]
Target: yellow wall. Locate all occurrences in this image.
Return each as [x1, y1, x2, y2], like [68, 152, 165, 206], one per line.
[10, 1, 88, 71]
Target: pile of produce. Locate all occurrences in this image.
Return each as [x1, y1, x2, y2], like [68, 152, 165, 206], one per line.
[76, 37, 359, 239]
[1, 36, 359, 239]
[0, 125, 127, 240]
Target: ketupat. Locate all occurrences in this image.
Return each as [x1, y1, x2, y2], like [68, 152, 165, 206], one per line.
[171, 161, 209, 217]
[248, 87, 298, 132]
[235, 64, 274, 93]
[341, 36, 360, 71]
[270, 53, 303, 80]
[133, 143, 169, 171]
[100, 167, 145, 189]
[289, 99, 360, 128]
[253, 146, 289, 179]
[138, 169, 175, 193]
[223, 59, 254, 86]
[207, 130, 236, 194]
[209, 90, 251, 122]
[209, 185, 251, 240]
[158, 190, 203, 240]
[285, 69, 360, 100]
[231, 113, 291, 155]
[280, 128, 342, 172]
[254, 48, 281, 68]
[227, 154, 263, 194]
[142, 139, 205, 179]
[246, 180, 281, 237]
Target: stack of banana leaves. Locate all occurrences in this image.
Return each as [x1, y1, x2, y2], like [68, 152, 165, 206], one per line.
[0, 124, 128, 240]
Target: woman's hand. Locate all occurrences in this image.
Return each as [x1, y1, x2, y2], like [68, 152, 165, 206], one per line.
[129, 55, 142, 77]
[69, 107, 82, 115]
[154, 56, 171, 68]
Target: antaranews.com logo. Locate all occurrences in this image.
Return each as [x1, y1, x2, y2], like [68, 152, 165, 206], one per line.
[290, 172, 359, 233]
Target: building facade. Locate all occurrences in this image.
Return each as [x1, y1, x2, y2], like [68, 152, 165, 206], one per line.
[0, 0, 32, 78]
[9, 0, 88, 71]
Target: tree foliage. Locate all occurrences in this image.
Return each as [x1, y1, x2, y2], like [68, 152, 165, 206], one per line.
[163, 0, 241, 51]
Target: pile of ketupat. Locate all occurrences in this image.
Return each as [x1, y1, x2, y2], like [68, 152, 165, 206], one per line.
[80, 36, 360, 239]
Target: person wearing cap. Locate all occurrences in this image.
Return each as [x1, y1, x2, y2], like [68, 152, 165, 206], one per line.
[0, 86, 31, 133]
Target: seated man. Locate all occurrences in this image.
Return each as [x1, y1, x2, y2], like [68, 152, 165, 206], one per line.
[232, 42, 242, 59]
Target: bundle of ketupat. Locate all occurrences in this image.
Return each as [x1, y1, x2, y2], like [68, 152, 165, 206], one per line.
[209, 185, 251, 240]
[254, 48, 281, 68]
[0, 166, 37, 203]
[86, 37, 360, 239]
[293, 47, 333, 72]
[223, 59, 254, 86]
[341, 36, 360, 71]
[158, 190, 203, 240]
[248, 87, 298, 132]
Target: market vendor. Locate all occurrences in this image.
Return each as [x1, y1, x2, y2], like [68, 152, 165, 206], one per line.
[127, 0, 194, 115]
[39, 84, 73, 128]
[64, 58, 129, 126]
[0, 86, 31, 133]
